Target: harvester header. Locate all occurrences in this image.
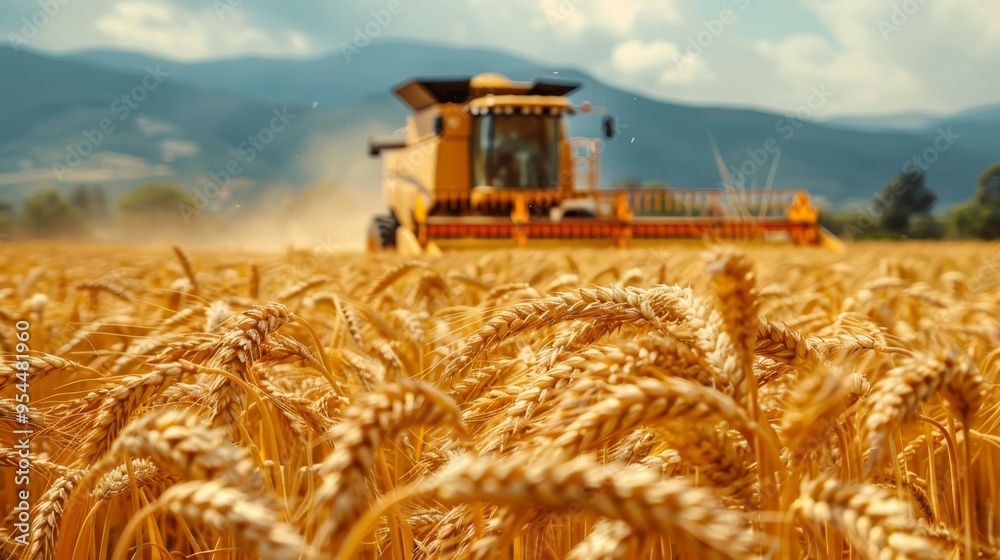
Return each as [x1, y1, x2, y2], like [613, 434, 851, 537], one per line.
[367, 73, 830, 251]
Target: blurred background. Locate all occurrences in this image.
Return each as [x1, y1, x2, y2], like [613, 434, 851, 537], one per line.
[1, 0, 998, 247]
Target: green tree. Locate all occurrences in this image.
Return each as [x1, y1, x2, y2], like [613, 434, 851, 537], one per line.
[876, 169, 936, 234]
[978, 163, 1000, 204]
[948, 163, 1000, 239]
[21, 190, 85, 235]
[819, 210, 854, 237]
[907, 212, 944, 239]
[948, 202, 986, 238]
[70, 184, 108, 221]
[974, 163, 1000, 238]
[0, 199, 13, 238]
[118, 183, 192, 221]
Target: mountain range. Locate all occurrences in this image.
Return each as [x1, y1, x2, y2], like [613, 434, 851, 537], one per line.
[1, 40, 997, 215]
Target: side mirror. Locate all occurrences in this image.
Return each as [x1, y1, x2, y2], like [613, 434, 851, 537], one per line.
[602, 115, 616, 139]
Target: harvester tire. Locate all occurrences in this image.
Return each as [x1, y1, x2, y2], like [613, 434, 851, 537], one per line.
[368, 213, 399, 251]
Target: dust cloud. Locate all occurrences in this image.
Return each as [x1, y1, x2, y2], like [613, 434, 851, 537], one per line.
[105, 123, 387, 253]
[110, 181, 383, 254]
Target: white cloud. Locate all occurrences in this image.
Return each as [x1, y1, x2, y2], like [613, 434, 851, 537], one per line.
[8, 0, 999, 115]
[161, 139, 199, 162]
[94, 1, 312, 60]
[541, 0, 681, 35]
[0, 153, 172, 185]
[135, 115, 179, 137]
[659, 55, 714, 85]
[612, 39, 680, 74]
[570, 0, 1000, 114]
[746, 0, 1000, 114]
[598, 0, 1000, 115]
[612, 38, 714, 86]
[288, 31, 310, 52]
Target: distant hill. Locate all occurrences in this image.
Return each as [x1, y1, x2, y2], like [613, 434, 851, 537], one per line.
[64, 42, 549, 110]
[1, 40, 997, 214]
[0, 47, 399, 211]
[824, 104, 1000, 132]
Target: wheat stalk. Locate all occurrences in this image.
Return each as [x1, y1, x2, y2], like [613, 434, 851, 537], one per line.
[794, 476, 944, 560]
[426, 453, 767, 560]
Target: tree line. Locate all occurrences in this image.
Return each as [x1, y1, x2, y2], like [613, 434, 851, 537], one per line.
[0, 183, 192, 238]
[2, 164, 999, 241]
[821, 162, 1000, 240]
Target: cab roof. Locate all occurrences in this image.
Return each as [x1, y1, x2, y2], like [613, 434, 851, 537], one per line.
[392, 73, 581, 112]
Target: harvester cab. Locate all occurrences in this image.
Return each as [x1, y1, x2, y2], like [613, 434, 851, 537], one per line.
[368, 73, 832, 251]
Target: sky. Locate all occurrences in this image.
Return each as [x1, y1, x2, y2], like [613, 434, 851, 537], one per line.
[4, 0, 998, 117]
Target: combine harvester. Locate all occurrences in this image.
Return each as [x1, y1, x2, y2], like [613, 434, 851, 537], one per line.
[367, 73, 841, 252]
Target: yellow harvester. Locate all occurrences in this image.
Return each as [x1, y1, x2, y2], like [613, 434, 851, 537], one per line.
[368, 73, 828, 251]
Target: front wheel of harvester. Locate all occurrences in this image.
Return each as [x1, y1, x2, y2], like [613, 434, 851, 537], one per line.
[367, 213, 399, 252]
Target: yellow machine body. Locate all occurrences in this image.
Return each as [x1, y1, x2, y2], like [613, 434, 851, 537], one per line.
[367, 73, 832, 251]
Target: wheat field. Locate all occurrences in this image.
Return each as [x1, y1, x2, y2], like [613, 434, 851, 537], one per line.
[0, 241, 997, 560]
